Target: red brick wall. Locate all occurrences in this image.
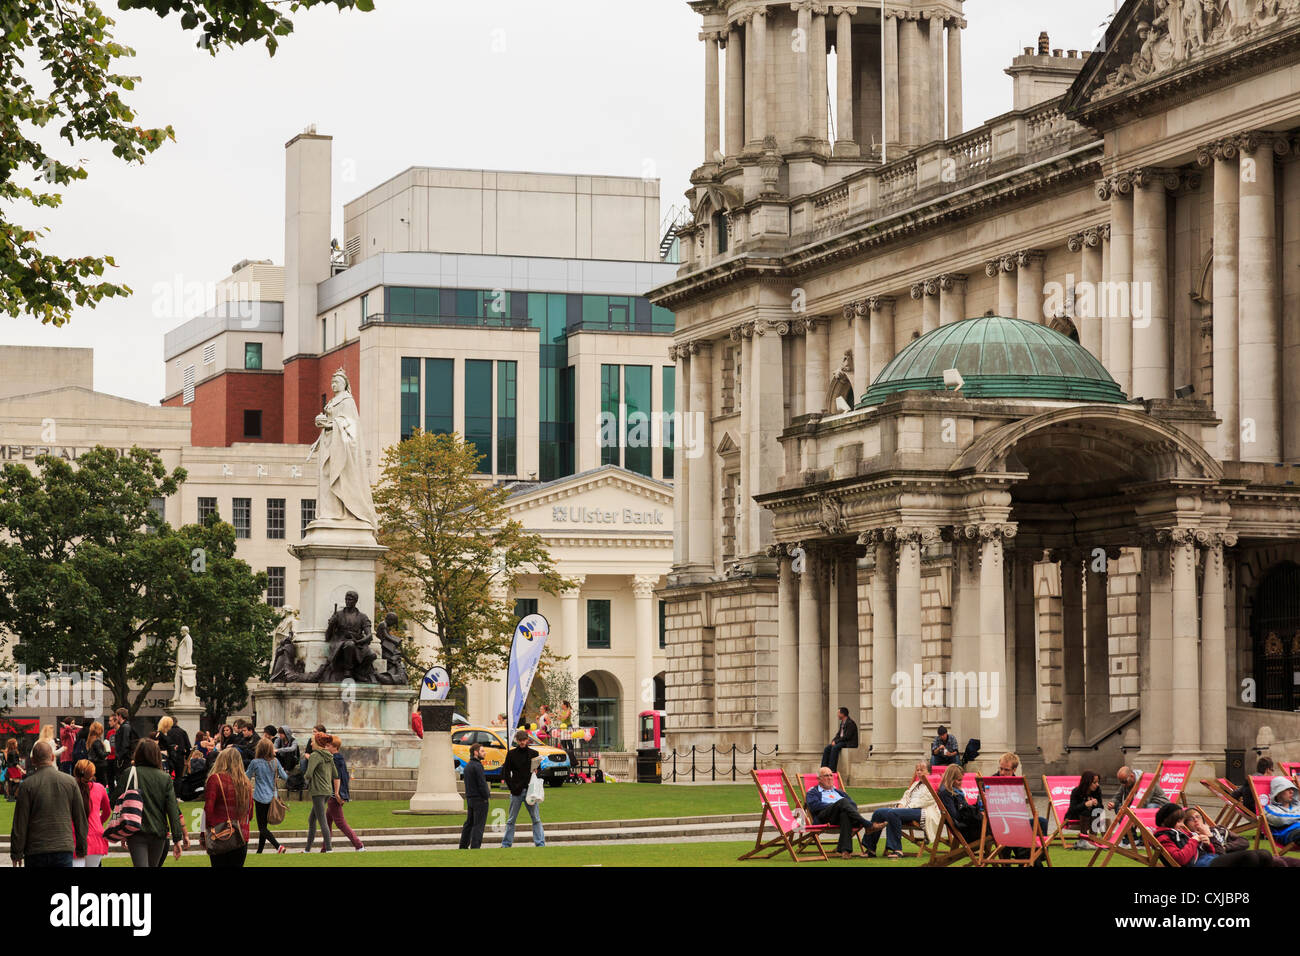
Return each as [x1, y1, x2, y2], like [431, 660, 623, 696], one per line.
[282, 356, 321, 445]
[316, 342, 361, 413]
[221, 372, 283, 445]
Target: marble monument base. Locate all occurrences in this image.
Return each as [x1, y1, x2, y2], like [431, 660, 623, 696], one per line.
[408, 701, 463, 814]
[288, 517, 387, 673]
[251, 682, 420, 770]
[170, 701, 203, 743]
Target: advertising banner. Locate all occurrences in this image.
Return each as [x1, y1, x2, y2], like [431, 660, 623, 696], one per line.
[419, 666, 451, 701]
[981, 776, 1036, 849]
[506, 613, 551, 732]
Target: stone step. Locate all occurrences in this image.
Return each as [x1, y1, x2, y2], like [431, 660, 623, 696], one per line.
[348, 767, 419, 781]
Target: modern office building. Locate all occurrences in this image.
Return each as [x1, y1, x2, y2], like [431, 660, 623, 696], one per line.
[658, 0, 1300, 782]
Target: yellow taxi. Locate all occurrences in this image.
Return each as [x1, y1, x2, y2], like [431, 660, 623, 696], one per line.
[450, 726, 571, 787]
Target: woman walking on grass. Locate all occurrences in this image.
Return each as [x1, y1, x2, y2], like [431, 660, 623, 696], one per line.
[202, 747, 252, 867]
[72, 759, 110, 867]
[325, 735, 364, 851]
[248, 738, 288, 854]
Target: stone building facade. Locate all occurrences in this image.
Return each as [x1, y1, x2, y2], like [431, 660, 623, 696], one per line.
[654, 0, 1300, 783]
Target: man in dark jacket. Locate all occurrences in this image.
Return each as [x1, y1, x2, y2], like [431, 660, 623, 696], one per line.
[500, 730, 546, 848]
[930, 726, 960, 768]
[821, 707, 858, 772]
[459, 743, 490, 849]
[111, 708, 138, 797]
[11, 741, 87, 867]
[804, 766, 873, 858]
[233, 721, 257, 768]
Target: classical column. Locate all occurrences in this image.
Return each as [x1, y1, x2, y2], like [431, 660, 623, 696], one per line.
[883, 11, 900, 154]
[752, 9, 769, 143]
[939, 273, 967, 326]
[742, 12, 754, 145]
[927, 14, 944, 142]
[1132, 168, 1174, 400]
[1199, 532, 1235, 762]
[726, 23, 745, 157]
[978, 525, 1013, 754]
[702, 31, 721, 163]
[804, 317, 829, 415]
[1238, 133, 1283, 461]
[775, 546, 800, 753]
[1084, 551, 1112, 738]
[988, 256, 1017, 318]
[1016, 250, 1045, 324]
[1101, 175, 1134, 395]
[865, 530, 897, 758]
[749, 318, 787, 554]
[812, 7, 829, 145]
[949, 530, 981, 739]
[1100, 224, 1112, 366]
[833, 6, 857, 156]
[687, 341, 714, 572]
[1199, 141, 1240, 459]
[795, 2, 814, 145]
[1070, 228, 1104, 359]
[1059, 551, 1085, 748]
[912, 279, 939, 335]
[868, 295, 896, 383]
[895, 527, 933, 756]
[835, 548, 860, 723]
[847, 300, 870, 402]
[1142, 534, 1174, 756]
[735, 325, 752, 558]
[671, 345, 688, 569]
[797, 545, 824, 753]
[1167, 529, 1200, 753]
[946, 17, 963, 137]
[559, 576, 585, 665]
[1283, 146, 1300, 463]
[912, 16, 930, 146]
[632, 575, 657, 717]
[1012, 548, 1038, 754]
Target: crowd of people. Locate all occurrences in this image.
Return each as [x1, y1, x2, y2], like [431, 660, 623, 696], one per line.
[7, 712, 366, 867]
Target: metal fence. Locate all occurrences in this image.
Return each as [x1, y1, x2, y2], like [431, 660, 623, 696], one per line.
[662, 744, 779, 783]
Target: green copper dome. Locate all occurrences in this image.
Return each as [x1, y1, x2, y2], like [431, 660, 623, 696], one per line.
[859, 316, 1127, 406]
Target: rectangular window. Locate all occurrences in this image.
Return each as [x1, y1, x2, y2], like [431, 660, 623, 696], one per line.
[389, 286, 415, 317]
[232, 498, 251, 539]
[607, 296, 631, 332]
[243, 409, 262, 438]
[147, 497, 166, 527]
[659, 600, 666, 649]
[424, 358, 454, 435]
[198, 497, 217, 524]
[624, 365, 652, 477]
[400, 357, 420, 440]
[465, 359, 493, 472]
[266, 567, 285, 608]
[497, 360, 517, 475]
[300, 499, 316, 537]
[600, 364, 620, 467]
[183, 365, 195, 405]
[586, 599, 611, 649]
[267, 498, 285, 539]
[514, 598, 538, 620]
[360, 293, 369, 323]
[321, 319, 328, 352]
[244, 342, 263, 370]
[662, 365, 675, 480]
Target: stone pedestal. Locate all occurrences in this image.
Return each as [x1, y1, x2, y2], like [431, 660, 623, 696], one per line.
[288, 518, 387, 673]
[170, 701, 203, 743]
[251, 683, 419, 770]
[409, 702, 463, 814]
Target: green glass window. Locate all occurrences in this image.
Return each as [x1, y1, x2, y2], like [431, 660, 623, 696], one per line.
[662, 365, 675, 479]
[424, 358, 453, 435]
[583, 295, 608, 330]
[652, 304, 675, 334]
[465, 359, 493, 472]
[413, 287, 439, 318]
[497, 360, 517, 475]
[389, 287, 414, 317]
[244, 342, 262, 370]
[600, 364, 620, 467]
[360, 293, 369, 323]
[586, 599, 611, 649]
[400, 357, 420, 440]
[607, 296, 631, 332]
[624, 365, 651, 477]
[514, 598, 538, 620]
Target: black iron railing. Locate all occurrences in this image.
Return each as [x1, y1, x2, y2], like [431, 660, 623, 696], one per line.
[662, 744, 779, 783]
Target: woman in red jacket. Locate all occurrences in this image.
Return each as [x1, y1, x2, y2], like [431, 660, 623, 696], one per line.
[203, 747, 252, 868]
[1152, 803, 1274, 867]
[72, 759, 110, 867]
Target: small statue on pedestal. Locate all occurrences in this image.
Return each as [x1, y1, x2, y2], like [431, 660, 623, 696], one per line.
[375, 612, 407, 686]
[309, 590, 378, 684]
[269, 606, 305, 683]
[173, 625, 198, 705]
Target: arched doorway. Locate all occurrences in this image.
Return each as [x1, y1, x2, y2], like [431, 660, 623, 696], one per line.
[579, 670, 622, 750]
[653, 671, 666, 712]
[1251, 562, 1300, 711]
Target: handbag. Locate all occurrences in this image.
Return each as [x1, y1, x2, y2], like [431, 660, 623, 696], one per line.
[525, 771, 545, 806]
[205, 776, 247, 856]
[264, 760, 287, 825]
[103, 767, 143, 842]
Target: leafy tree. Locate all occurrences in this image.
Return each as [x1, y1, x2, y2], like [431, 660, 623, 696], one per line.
[0, 446, 275, 716]
[374, 431, 571, 688]
[2, 0, 372, 325]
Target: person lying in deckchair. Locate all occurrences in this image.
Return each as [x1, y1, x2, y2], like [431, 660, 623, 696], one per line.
[1264, 776, 1300, 845]
[861, 761, 939, 859]
[1152, 804, 1275, 867]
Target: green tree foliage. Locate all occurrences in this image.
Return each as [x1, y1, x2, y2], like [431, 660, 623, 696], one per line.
[1, 0, 372, 325]
[0, 447, 276, 716]
[374, 431, 571, 687]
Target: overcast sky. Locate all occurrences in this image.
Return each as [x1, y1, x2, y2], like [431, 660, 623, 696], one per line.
[4, 0, 1118, 404]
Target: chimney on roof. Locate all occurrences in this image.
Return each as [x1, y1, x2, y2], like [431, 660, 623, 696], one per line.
[1038, 31, 1050, 55]
[1007, 31, 1087, 111]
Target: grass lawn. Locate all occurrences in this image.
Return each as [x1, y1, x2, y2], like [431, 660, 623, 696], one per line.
[0, 783, 905, 834]
[98, 839, 1144, 867]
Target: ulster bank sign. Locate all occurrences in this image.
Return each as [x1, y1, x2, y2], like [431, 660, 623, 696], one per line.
[505, 465, 674, 536]
[551, 503, 666, 526]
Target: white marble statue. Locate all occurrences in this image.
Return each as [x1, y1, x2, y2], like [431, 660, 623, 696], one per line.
[173, 625, 198, 705]
[307, 368, 378, 531]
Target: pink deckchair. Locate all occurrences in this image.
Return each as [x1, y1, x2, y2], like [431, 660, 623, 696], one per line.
[1042, 774, 1083, 848]
[738, 768, 831, 863]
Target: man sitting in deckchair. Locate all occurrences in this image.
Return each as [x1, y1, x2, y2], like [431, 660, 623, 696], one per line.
[804, 767, 874, 859]
[1107, 765, 1170, 812]
[1264, 776, 1300, 845]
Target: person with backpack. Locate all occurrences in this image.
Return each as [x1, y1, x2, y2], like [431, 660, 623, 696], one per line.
[72, 759, 110, 868]
[247, 738, 288, 854]
[324, 735, 364, 851]
[202, 747, 252, 867]
[302, 731, 339, 853]
[120, 738, 187, 867]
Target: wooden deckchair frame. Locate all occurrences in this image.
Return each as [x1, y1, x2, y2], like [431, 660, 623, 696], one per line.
[977, 777, 1051, 867]
[1041, 774, 1083, 850]
[796, 771, 867, 855]
[1200, 777, 1257, 834]
[1086, 777, 1144, 867]
[919, 776, 983, 867]
[1090, 806, 1167, 867]
[1141, 760, 1194, 808]
[1122, 808, 1188, 868]
[738, 768, 830, 863]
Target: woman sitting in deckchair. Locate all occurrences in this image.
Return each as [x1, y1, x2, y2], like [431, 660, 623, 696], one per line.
[1152, 804, 1275, 867]
[937, 764, 982, 844]
[1264, 776, 1300, 845]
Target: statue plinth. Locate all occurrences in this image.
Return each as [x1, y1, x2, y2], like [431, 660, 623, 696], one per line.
[288, 519, 387, 674]
[408, 701, 464, 813]
[250, 682, 420, 770]
[170, 699, 203, 742]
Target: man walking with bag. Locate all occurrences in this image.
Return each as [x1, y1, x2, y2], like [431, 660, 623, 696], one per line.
[500, 729, 546, 849]
[459, 743, 490, 849]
